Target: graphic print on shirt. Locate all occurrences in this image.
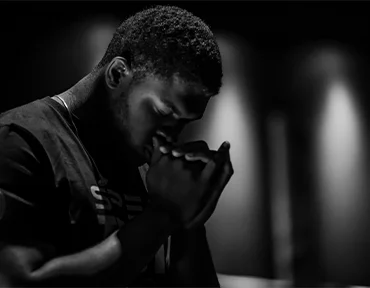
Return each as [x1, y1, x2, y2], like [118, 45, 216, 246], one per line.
[90, 184, 144, 236]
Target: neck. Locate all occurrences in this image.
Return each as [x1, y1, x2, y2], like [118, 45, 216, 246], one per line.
[55, 70, 120, 173]
[55, 70, 141, 175]
[56, 70, 106, 121]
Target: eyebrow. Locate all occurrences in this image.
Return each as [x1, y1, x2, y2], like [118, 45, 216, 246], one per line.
[162, 98, 203, 121]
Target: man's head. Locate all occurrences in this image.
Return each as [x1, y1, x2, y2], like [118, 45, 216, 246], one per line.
[94, 5, 223, 165]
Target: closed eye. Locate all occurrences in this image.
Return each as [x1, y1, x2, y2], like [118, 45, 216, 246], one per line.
[154, 105, 173, 117]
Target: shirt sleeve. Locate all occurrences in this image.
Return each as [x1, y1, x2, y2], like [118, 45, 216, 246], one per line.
[0, 124, 50, 245]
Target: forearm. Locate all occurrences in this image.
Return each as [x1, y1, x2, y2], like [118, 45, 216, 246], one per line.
[2, 204, 175, 287]
[168, 226, 220, 287]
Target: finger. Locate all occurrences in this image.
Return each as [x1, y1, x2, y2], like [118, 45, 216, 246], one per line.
[185, 154, 209, 163]
[160, 145, 171, 154]
[212, 159, 234, 196]
[204, 149, 233, 211]
[172, 149, 186, 158]
[217, 141, 230, 161]
[184, 151, 214, 163]
[173, 140, 209, 154]
[181, 140, 209, 150]
[156, 135, 173, 155]
[200, 141, 230, 183]
[171, 140, 210, 158]
[186, 158, 233, 229]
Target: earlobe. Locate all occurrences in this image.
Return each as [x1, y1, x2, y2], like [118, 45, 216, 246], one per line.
[105, 57, 131, 90]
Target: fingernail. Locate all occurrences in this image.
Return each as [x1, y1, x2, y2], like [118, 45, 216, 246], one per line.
[172, 150, 182, 157]
[184, 154, 195, 161]
[159, 146, 169, 154]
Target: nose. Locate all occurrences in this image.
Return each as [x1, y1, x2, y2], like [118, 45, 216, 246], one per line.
[156, 127, 181, 144]
[157, 118, 188, 144]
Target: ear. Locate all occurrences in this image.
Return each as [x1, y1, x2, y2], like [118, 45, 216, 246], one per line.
[105, 56, 132, 90]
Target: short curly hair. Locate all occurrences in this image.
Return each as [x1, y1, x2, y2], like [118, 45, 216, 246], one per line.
[95, 5, 223, 96]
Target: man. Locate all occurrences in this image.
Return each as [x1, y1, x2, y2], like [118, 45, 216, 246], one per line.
[0, 5, 233, 287]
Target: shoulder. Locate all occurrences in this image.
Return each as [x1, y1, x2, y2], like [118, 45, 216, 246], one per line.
[0, 123, 52, 185]
[0, 97, 60, 133]
[0, 124, 42, 163]
[0, 97, 74, 157]
[0, 98, 62, 189]
[0, 98, 56, 169]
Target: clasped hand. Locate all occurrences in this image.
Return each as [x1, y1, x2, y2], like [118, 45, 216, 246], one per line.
[146, 135, 234, 230]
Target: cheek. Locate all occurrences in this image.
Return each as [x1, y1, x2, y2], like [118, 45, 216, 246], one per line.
[128, 99, 159, 144]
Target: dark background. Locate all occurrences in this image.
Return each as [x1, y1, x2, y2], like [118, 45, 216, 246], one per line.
[2, 1, 370, 111]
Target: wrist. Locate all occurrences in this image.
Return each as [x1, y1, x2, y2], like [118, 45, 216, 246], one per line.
[173, 225, 206, 241]
[147, 202, 182, 234]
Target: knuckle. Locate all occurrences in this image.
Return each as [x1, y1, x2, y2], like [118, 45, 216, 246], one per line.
[173, 148, 182, 154]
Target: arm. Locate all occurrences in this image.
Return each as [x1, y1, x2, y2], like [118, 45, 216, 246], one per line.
[168, 225, 220, 287]
[0, 202, 174, 287]
[0, 125, 176, 286]
[157, 140, 233, 287]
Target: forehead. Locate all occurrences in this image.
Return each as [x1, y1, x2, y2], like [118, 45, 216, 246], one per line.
[151, 74, 211, 118]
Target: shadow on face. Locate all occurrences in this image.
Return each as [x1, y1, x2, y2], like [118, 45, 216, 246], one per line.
[120, 74, 211, 165]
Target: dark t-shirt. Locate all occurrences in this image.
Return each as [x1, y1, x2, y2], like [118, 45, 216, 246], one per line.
[0, 97, 168, 286]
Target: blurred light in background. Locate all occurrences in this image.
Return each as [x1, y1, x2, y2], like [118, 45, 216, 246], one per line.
[217, 273, 287, 288]
[318, 81, 364, 208]
[71, 16, 120, 75]
[204, 34, 261, 276]
[313, 48, 368, 283]
[268, 113, 293, 286]
[84, 18, 119, 71]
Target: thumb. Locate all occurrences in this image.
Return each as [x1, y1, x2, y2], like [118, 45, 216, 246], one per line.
[200, 141, 230, 183]
[150, 136, 162, 165]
